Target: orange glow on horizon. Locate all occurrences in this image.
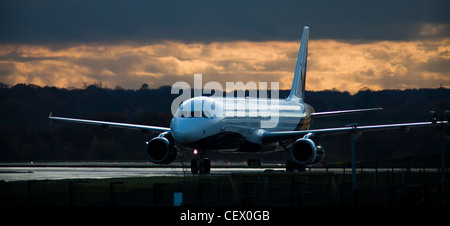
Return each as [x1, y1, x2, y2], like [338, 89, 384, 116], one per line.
[0, 39, 448, 93]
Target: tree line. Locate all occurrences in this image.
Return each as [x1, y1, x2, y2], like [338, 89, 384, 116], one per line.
[0, 83, 448, 162]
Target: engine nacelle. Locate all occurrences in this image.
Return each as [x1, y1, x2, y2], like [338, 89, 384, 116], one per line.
[291, 137, 325, 165]
[146, 132, 177, 164]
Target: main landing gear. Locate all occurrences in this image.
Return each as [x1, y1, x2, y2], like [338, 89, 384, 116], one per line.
[191, 158, 211, 174]
[285, 159, 306, 172]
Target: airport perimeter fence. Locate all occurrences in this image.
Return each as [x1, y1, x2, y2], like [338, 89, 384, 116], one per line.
[0, 154, 448, 206]
[1, 168, 448, 206]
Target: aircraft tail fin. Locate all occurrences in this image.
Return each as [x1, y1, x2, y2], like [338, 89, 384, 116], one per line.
[288, 26, 309, 101]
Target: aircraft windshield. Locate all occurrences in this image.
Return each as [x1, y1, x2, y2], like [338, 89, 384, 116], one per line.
[175, 110, 213, 118]
[175, 97, 222, 118]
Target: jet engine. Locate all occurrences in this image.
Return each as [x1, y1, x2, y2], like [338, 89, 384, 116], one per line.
[291, 134, 325, 165]
[146, 132, 177, 164]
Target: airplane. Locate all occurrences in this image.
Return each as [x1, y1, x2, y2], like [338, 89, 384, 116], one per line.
[49, 26, 448, 174]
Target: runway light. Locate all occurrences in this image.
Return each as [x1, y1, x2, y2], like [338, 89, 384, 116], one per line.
[193, 149, 198, 155]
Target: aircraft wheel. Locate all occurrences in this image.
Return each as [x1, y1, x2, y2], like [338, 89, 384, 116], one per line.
[191, 158, 211, 174]
[286, 159, 305, 172]
[286, 159, 294, 172]
[191, 159, 199, 174]
[200, 158, 211, 174]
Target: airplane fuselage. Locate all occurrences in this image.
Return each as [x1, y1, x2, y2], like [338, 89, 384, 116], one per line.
[170, 96, 314, 152]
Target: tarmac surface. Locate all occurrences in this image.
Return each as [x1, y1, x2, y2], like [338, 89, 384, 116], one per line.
[0, 162, 280, 182]
[0, 161, 431, 182]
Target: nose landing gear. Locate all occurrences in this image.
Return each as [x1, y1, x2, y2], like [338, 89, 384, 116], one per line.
[191, 158, 211, 174]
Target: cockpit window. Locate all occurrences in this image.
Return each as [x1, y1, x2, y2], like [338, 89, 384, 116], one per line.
[175, 110, 213, 118]
[174, 97, 223, 118]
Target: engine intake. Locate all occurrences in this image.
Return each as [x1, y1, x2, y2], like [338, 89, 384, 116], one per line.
[146, 132, 177, 164]
[291, 136, 325, 165]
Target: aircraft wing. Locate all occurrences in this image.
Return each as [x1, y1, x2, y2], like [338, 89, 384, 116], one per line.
[311, 108, 383, 118]
[49, 113, 171, 133]
[261, 120, 448, 144]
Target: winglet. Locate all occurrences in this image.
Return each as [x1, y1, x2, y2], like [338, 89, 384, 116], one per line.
[48, 112, 53, 125]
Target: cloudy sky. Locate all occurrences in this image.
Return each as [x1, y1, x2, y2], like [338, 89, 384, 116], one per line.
[1, 0, 449, 93]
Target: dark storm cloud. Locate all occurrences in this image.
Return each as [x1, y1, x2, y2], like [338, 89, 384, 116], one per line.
[1, 0, 449, 92]
[1, 0, 449, 44]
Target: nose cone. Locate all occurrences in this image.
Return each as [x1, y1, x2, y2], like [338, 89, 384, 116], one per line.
[170, 96, 224, 144]
[171, 117, 204, 144]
